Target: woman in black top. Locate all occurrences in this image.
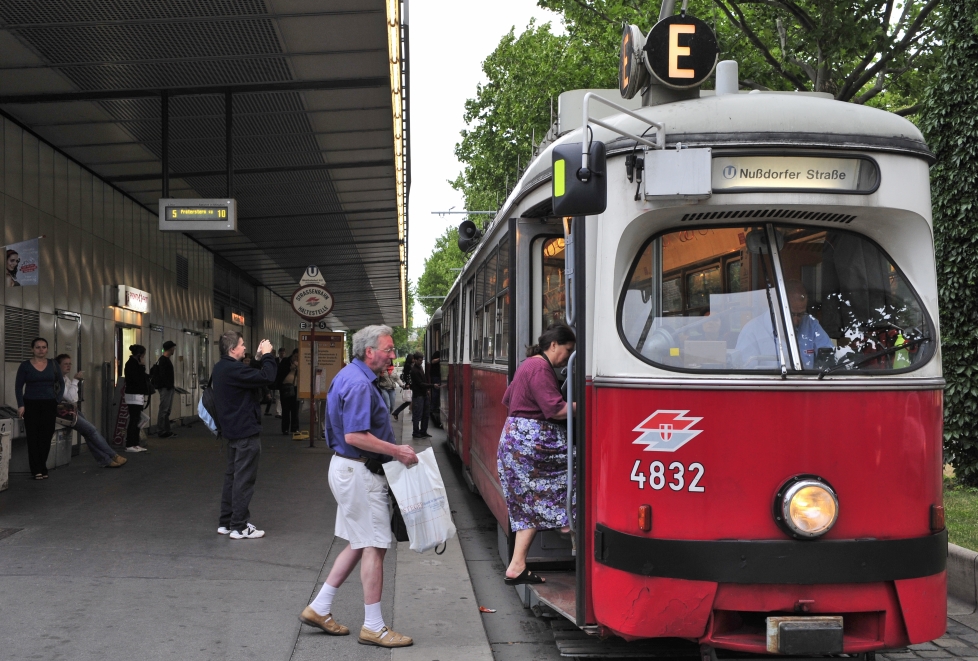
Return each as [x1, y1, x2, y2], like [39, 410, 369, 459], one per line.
[123, 345, 150, 452]
[15, 337, 60, 479]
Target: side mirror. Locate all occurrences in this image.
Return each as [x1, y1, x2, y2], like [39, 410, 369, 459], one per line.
[552, 141, 607, 217]
[457, 220, 483, 253]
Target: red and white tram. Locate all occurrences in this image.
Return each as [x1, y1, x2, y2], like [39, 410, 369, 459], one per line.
[426, 15, 945, 656]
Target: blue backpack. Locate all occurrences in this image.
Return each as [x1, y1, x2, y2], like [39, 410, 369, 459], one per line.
[197, 376, 221, 436]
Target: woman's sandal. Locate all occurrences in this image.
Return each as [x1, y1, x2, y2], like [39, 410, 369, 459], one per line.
[504, 568, 546, 586]
[33, 474, 44, 480]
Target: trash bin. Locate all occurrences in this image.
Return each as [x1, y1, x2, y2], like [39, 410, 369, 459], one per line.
[0, 423, 11, 492]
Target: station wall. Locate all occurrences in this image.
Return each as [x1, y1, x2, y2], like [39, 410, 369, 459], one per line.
[0, 115, 301, 438]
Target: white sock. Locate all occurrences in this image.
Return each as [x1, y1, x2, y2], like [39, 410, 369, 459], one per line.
[309, 583, 338, 616]
[363, 601, 385, 633]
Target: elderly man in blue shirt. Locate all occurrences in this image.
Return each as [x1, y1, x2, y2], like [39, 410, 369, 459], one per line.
[735, 280, 834, 369]
[298, 325, 417, 648]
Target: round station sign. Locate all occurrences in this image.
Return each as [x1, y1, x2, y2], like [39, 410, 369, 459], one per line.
[291, 285, 334, 320]
[643, 14, 718, 89]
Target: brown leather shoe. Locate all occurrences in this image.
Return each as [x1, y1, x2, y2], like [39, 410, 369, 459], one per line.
[298, 606, 350, 635]
[358, 626, 413, 648]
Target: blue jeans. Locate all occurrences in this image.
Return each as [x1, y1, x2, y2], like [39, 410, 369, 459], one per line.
[380, 388, 396, 411]
[74, 412, 117, 466]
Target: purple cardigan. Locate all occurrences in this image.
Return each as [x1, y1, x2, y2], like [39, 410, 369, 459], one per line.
[502, 356, 565, 421]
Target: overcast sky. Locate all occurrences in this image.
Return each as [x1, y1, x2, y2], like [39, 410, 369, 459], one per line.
[405, 0, 561, 327]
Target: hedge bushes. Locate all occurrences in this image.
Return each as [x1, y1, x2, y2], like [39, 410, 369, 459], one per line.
[919, 4, 978, 484]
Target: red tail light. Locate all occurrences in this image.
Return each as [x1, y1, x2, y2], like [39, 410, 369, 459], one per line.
[930, 504, 945, 532]
[638, 504, 652, 532]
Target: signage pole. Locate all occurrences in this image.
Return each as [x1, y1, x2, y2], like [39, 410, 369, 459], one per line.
[309, 325, 317, 448]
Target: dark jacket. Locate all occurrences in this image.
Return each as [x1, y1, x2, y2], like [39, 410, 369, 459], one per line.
[212, 353, 277, 440]
[274, 357, 293, 389]
[124, 357, 150, 395]
[410, 364, 430, 397]
[155, 354, 175, 389]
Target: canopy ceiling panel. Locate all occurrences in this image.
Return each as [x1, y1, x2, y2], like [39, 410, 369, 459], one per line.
[0, 0, 409, 329]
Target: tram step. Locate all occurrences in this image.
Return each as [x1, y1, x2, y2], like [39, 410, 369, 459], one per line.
[550, 620, 700, 658]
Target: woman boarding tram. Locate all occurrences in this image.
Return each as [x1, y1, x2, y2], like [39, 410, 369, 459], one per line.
[432, 12, 945, 657]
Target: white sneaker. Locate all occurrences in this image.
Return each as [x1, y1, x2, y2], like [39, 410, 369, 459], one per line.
[125, 446, 144, 453]
[229, 523, 265, 539]
[217, 526, 230, 535]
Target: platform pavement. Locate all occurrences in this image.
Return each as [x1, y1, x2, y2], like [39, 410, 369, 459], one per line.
[0, 390, 491, 661]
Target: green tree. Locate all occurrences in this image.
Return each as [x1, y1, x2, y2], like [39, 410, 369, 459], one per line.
[540, 0, 941, 113]
[918, 2, 978, 484]
[416, 226, 469, 317]
[452, 20, 614, 214]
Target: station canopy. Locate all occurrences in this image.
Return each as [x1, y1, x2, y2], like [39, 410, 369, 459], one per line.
[0, 0, 409, 329]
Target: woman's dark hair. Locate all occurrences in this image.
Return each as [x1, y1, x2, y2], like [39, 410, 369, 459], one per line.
[526, 323, 576, 357]
[31, 337, 48, 349]
[55, 353, 71, 364]
[129, 344, 146, 356]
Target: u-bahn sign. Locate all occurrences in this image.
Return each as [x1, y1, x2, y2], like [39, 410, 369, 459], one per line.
[644, 15, 718, 89]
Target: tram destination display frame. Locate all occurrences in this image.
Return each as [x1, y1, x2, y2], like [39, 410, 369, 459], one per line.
[158, 198, 237, 231]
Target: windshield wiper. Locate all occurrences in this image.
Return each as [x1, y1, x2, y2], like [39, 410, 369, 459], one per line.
[817, 337, 931, 380]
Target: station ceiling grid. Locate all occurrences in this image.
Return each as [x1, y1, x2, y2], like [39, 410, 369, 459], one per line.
[0, 0, 409, 329]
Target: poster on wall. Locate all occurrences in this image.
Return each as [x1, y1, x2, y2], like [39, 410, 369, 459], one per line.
[5, 238, 39, 287]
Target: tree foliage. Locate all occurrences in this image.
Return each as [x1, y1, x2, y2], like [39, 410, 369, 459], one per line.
[919, 2, 978, 485]
[416, 226, 469, 316]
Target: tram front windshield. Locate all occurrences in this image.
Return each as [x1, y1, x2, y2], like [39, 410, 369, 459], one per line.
[620, 225, 932, 373]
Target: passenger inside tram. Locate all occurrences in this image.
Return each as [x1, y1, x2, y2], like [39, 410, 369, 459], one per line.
[620, 224, 931, 373]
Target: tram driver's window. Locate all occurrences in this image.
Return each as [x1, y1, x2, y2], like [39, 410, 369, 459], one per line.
[620, 225, 932, 373]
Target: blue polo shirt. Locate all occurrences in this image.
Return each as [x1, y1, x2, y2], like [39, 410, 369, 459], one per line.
[735, 312, 834, 370]
[326, 358, 395, 461]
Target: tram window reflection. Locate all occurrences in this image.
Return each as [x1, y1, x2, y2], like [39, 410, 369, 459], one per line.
[619, 224, 932, 373]
[541, 237, 567, 328]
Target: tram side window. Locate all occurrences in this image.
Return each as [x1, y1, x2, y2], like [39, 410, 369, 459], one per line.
[542, 237, 567, 329]
[484, 251, 498, 361]
[473, 268, 483, 362]
[496, 237, 510, 364]
[619, 225, 932, 373]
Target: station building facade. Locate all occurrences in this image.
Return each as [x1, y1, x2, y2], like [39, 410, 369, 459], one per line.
[0, 115, 302, 437]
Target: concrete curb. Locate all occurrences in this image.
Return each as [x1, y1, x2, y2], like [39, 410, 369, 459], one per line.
[949, 542, 978, 612]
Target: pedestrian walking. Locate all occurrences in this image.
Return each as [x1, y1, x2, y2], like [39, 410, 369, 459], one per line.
[123, 344, 151, 453]
[154, 340, 178, 438]
[15, 337, 59, 480]
[56, 354, 126, 468]
[377, 360, 397, 411]
[389, 355, 413, 420]
[279, 353, 300, 436]
[299, 325, 417, 648]
[410, 352, 432, 439]
[212, 331, 277, 540]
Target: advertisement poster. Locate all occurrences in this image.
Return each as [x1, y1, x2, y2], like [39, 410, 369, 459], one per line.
[299, 332, 345, 400]
[5, 238, 39, 287]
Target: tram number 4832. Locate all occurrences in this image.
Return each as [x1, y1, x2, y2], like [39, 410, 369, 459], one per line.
[630, 460, 705, 492]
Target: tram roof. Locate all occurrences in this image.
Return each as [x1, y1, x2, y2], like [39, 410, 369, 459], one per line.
[0, 0, 409, 329]
[525, 93, 931, 187]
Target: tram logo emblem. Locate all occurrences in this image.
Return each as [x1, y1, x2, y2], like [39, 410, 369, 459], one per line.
[722, 165, 737, 179]
[632, 410, 703, 452]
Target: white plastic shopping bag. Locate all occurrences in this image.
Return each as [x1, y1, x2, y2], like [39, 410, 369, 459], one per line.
[384, 448, 457, 553]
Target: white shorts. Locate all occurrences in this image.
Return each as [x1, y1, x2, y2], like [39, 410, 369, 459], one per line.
[328, 455, 392, 549]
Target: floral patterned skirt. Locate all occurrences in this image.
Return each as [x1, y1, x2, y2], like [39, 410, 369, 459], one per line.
[497, 416, 573, 532]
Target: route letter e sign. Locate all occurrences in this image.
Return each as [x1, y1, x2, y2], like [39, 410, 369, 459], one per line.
[291, 266, 334, 320]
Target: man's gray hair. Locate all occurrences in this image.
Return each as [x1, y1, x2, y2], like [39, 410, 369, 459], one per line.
[352, 325, 393, 359]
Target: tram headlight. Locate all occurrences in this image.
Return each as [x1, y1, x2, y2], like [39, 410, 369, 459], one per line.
[774, 477, 838, 539]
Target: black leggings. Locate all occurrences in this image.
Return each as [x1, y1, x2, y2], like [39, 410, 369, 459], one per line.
[23, 398, 57, 476]
[126, 404, 143, 447]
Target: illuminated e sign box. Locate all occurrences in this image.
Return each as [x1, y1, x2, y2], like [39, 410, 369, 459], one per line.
[115, 285, 151, 313]
[711, 156, 880, 194]
[159, 198, 236, 231]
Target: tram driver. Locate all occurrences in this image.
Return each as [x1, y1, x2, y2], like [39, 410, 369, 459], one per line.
[734, 280, 833, 370]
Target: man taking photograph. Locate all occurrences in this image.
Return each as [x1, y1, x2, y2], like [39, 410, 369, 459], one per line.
[212, 331, 277, 540]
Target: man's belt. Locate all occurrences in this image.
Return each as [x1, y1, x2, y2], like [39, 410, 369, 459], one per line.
[336, 454, 367, 463]
[336, 453, 385, 475]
